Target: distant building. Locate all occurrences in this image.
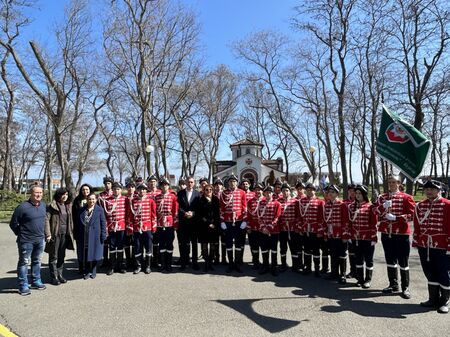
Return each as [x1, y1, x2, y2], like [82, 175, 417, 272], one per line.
[213, 139, 285, 186]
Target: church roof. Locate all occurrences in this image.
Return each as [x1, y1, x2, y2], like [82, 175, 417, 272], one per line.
[230, 138, 264, 147]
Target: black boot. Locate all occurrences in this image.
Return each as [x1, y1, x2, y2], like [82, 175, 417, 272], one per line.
[313, 257, 321, 277]
[421, 284, 440, 308]
[291, 255, 300, 273]
[347, 253, 356, 278]
[208, 246, 215, 271]
[326, 256, 339, 280]
[302, 254, 312, 275]
[338, 258, 347, 284]
[356, 267, 364, 287]
[151, 244, 159, 268]
[438, 289, 449, 314]
[157, 252, 165, 272]
[117, 251, 127, 273]
[252, 252, 260, 270]
[226, 250, 234, 273]
[144, 255, 152, 274]
[57, 267, 67, 284]
[234, 249, 243, 273]
[221, 244, 227, 265]
[298, 251, 304, 271]
[362, 268, 373, 289]
[321, 255, 329, 274]
[259, 252, 270, 275]
[133, 255, 142, 274]
[213, 243, 220, 265]
[382, 267, 399, 293]
[124, 245, 133, 270]
[279, 255, 287, 272]
[106, 252, 116, 276]
[271, 253, 278, 276]
[166, 252, 173, 273]
[101, 244, 109, 268]
[201, 245, 209, 272]
[400, 269, 411, 299]
[78, 260, 84, 275]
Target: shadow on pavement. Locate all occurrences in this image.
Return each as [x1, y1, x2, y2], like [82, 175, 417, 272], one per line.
[215, 298, 305, 333]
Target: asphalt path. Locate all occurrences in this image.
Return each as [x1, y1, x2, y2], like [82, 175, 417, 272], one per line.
[0, 222, 448, 337]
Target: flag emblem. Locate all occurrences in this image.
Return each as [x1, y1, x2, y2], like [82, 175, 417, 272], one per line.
[385, 123, 409, 143]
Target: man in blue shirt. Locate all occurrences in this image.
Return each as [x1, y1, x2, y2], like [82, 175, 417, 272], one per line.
[10, 185, 47, 295]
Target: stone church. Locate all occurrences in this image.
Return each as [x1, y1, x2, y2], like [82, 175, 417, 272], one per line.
[212, 139, 285, 186]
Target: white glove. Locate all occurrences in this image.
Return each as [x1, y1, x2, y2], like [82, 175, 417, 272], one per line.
[446, 250, 450, 256]
[383, 200, 392, 209]
[385, 213, 396, 221]
[371, 241, 376, 246]
[220, 222, 227, 230]
[240, 221, 247, 230]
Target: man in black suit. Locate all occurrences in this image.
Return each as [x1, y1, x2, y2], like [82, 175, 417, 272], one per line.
[177, 176, 201, 270]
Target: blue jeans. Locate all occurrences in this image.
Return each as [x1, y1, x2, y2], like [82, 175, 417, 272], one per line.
[17, 239, 45, 289]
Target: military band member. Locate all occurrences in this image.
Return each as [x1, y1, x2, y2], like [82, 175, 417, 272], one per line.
[213, 177, 226, 265]
[147, 175, 162, 268]
[124, 182, 136, 269]
[239, 178, 255, 265]
[104, 182, 127, 275]
[278, 183, 300, 272]
[257, 186, 282, 276]
[324, 184, 349, 284]
[273, 178, 283, 201]
[219, 174, 247, 273]
[413, 180, 450, 314]
[375, 174, 415, 299]
[247, 183, 264, 269]
[344, 183, 357, 279]
[98, 176, 114, 267]
[300, 183, 325, 276]
[348, 185, 378, 288]
[154, 178, 178, 272]
[295, 181, 306, 270]
[295, 180, 305, 200]
[126, 183, 156, 274]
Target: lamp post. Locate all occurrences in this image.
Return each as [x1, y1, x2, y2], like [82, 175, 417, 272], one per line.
[145, 144, 154, 177]
[309, 146, 316, 182]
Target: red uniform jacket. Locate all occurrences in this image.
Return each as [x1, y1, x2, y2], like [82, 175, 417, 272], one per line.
[155, 192, 179, 229]
[148, 188, 162, 200]
[375, 191, 415, 235]
[348, 201, 378, 242]
[278, 197, 300, 232]
[413, 197, 450, 251]
[219, 188, 247, 222]
[257, 199, 282, 234]
[299, 196, 325, 235]
[247, 196, 264, 230]
[102, 195, 127, 233]
[126, 194, 157, 233]
[324, 199, 349, 240]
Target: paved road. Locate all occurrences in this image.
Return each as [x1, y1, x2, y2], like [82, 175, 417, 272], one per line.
[0, 222, 448, 337]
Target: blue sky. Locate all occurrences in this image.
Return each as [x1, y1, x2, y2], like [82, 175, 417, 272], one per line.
[22, 0, 298, 184]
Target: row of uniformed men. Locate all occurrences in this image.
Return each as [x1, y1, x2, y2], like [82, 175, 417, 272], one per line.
[95, 173, 450, 314]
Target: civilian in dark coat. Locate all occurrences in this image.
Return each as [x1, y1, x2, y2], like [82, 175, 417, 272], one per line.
[44, 188, 75, 285]
[77, 193, 106, 279]
[197, 185, 220, 272]
[72, 183, 93, 274]
[177, 177, 201, 270]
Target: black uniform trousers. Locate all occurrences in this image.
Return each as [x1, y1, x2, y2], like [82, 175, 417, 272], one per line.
[155, 227, 175, 253]
[381, 233, 410, 269]
[133, 231, 153, 257]
[354, 240, 375, 269]
[418, 247, 450, 287]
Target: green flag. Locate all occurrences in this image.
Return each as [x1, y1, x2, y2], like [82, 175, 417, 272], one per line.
[376, 105, 431, 181]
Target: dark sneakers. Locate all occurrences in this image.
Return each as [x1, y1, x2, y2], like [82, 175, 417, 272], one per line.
[30, 281, 46, 290]
[19, 287, 31, 296]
